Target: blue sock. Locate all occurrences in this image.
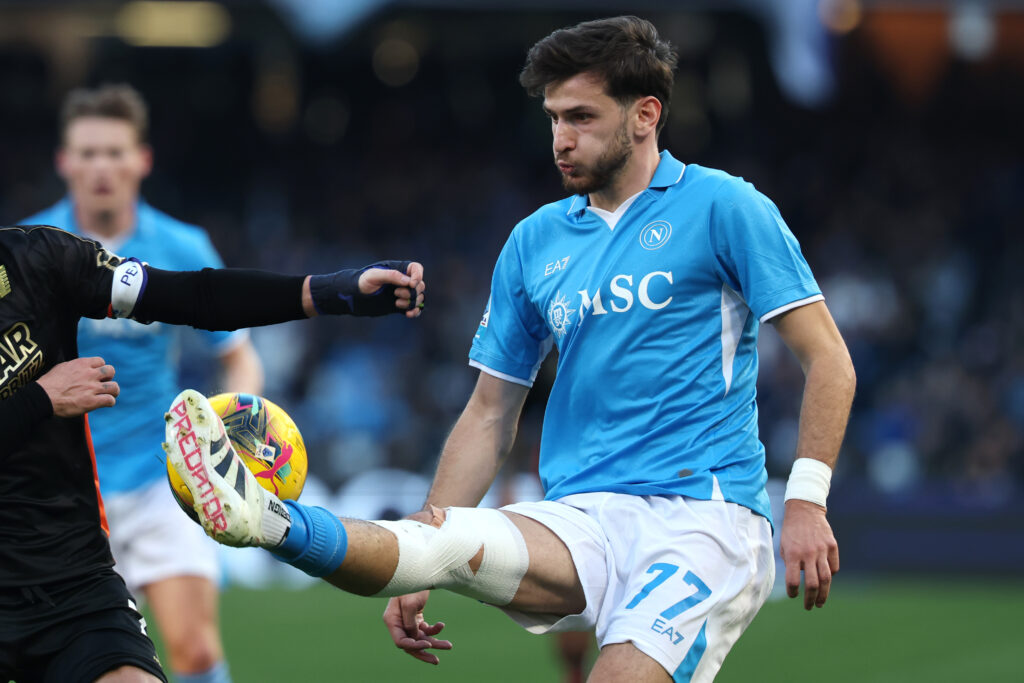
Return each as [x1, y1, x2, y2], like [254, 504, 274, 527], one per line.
[272, 500, 348, 577]
[174, 660, 231, 683]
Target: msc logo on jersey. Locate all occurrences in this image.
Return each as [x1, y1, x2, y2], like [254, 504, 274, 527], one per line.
[580, 271, 674, 315]
[546, 272, 673, 338]
[546, 292, 576, 339]
[639, 221, 672, 250]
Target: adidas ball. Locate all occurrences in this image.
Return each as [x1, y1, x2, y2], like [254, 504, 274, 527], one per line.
[166, 393, 308, 513]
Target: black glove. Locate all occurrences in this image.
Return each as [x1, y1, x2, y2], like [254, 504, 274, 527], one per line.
[309, 260, 414, 316]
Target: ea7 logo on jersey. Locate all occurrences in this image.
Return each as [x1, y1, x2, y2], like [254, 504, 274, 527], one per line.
[545, 256, 570, 276]
[580, 271, 674, 316]
[639, 221, 672, 250]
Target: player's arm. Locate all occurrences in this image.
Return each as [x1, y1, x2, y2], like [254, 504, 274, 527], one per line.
[0, 382, 54, 448]
[0, 357, 119, 449]
[119, 259, 425, 329]
[31, 225, 424, 325]
[770, 300, 856, 610]
[383, 371, 530, 664]
[426, 371, 531, 507]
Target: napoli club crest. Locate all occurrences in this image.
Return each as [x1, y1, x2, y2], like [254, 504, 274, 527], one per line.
[639, 220, 672, 250]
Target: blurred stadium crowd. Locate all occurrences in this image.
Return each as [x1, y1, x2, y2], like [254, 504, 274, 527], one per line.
[1, 2, 1021, 572]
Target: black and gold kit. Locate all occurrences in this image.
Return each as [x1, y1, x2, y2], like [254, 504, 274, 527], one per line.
[0, 225, 169, 681]
[0, 226, 122, 587]
[0, 224, 310, 681]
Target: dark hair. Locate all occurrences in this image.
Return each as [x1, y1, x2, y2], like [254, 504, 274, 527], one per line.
[519, 16, 677, 134]
[60, 84, 149, 144]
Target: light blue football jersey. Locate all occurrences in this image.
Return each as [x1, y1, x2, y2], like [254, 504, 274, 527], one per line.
[469, 152, 823, 521]
[23, 199, 246, 493]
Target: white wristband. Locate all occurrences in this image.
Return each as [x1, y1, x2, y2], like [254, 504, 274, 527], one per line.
[783, 458, 832, 508]
[110, 258, 148, 318]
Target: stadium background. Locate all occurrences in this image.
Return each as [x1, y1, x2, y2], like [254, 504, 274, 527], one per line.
[1, 1, 1022, 680]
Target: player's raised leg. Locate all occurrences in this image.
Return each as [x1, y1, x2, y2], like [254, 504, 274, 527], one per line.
[162, 390, 288, 548]
[163, 389, 584, 610]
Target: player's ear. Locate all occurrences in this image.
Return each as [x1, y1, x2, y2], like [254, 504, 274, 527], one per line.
[55, 148, 69, 180]
[138, 144, 154, 179]
[633, 96, 661, 138]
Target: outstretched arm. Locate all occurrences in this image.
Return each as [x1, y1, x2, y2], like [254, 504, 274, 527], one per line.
[771, 301, 856, 610]
[383, 371, 531, 664]
[120, 260, 425, 330]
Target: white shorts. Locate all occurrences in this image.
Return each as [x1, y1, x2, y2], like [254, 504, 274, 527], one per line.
[501, 493, 774, 681]
[104, 478, 221, 598]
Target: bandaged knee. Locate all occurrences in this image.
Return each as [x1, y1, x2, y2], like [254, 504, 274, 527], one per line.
[372, 507, 529, 605]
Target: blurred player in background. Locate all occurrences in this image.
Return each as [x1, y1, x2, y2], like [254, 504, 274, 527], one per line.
[165, 15, 854, 682]
[0, 220, 423, 682]
[23, 84, 263, 683]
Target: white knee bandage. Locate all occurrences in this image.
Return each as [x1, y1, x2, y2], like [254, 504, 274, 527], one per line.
[371, 507, 529, 605]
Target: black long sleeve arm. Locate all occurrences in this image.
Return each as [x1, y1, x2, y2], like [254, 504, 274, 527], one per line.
[0, 381, 53, 449]
[132, 267, 307, 330]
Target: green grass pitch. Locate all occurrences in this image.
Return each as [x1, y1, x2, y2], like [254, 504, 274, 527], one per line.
[145, 577, 1024, 682]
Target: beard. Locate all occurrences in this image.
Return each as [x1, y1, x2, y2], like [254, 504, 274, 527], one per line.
[559, 122, 632, 196]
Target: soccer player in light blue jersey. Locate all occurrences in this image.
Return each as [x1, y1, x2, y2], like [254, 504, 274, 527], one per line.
[24, 85, 262, 683]
[163, 16, 855, 683]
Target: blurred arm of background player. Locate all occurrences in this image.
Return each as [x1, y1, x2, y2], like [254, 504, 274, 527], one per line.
[382, 371, 530, 664]
[218, 340, 263, 396]
[772, 300, 856, 610]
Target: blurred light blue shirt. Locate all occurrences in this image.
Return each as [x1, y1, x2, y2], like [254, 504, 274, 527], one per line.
[23, 199, 246, 493]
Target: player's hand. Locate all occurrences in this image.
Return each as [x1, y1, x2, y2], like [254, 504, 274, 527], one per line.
[36, 357, 119, 417]
[779, 499, 840, 610]
[383, 591, 452, 665]
[359, 261, 426, 318]
[306, 261, 425, 317]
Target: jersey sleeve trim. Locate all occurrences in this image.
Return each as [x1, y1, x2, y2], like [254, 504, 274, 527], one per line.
[468, 360, 535, 387]
[759, 294, 824, 323]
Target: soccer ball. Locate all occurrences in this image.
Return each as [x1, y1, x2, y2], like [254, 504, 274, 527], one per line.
[166, 393, 308, 516]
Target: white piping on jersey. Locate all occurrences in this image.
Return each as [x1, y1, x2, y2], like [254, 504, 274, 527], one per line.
[469, 361, 533, 387]
[586, 190, 644, 231]
[720, 284, 749, 396]
[759, 294, 824, 323]
[470, 333, 553, 387]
